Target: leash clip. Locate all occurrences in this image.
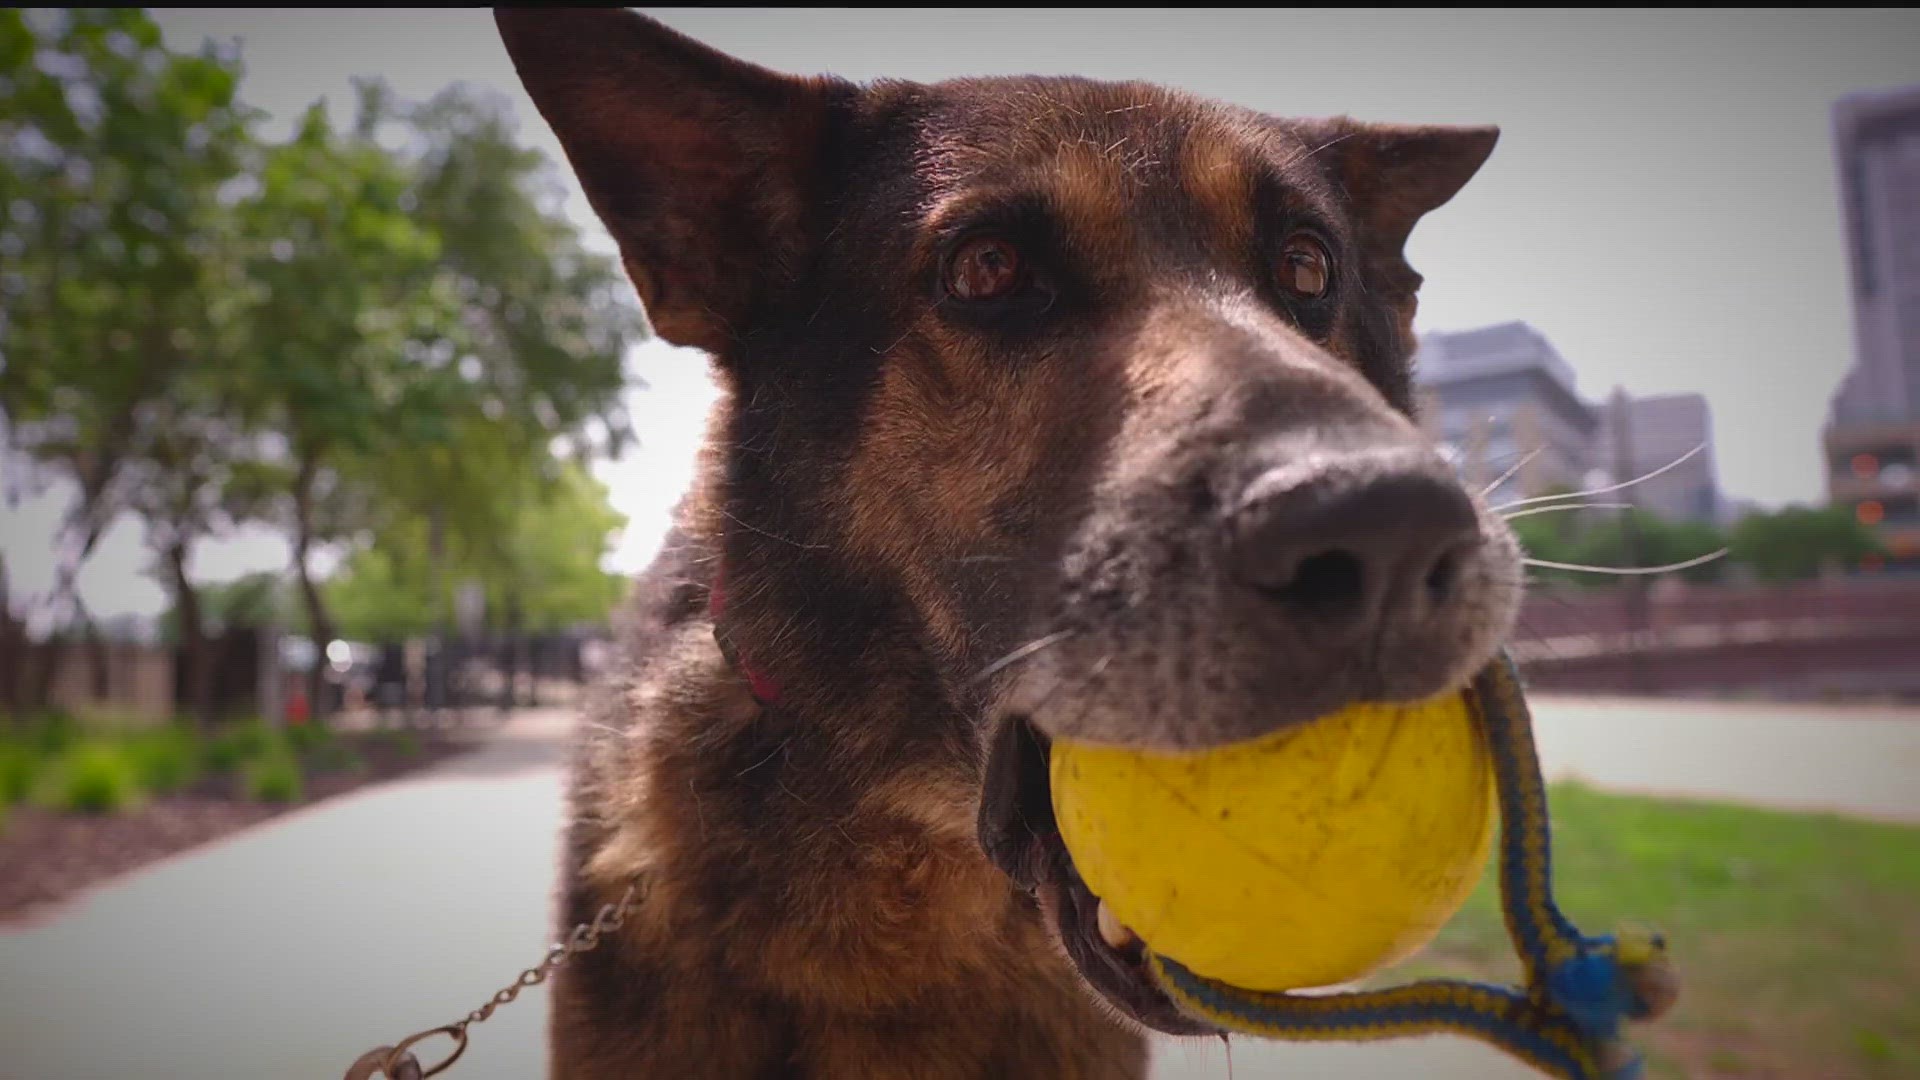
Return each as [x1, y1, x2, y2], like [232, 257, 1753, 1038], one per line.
[343, 1025, 467, 1080]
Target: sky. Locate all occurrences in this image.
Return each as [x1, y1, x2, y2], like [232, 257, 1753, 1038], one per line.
[6, 7, 1919, 629]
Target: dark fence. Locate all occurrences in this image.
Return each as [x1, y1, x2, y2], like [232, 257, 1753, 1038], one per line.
[1513, 578, 1920, 699]
[14, 580, 1920, 720]
[172, 627, 263, 720]
[337, 630, 602, 726]
[0, 627, 607, 727]
[2, 640, 176, 721]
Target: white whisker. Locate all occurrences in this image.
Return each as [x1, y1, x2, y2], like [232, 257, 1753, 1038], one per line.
[973, 629, 1076, 684]
[1502, 501, 1634, 521]
[1480, 448, 1541, 497]
[1523, 548, 1729, 577]
[1493, 443, 1708, 513]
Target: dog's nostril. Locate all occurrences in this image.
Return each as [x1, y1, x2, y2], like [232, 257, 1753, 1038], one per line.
[1230, 453, 1481, 638]
[1261, 550, 1366, 613]
[1187, 474, 1219, 516]
[1425, 549, 1460, 604]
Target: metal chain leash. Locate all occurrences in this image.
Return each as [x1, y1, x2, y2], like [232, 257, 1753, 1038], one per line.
[345, 877, 647, 1080]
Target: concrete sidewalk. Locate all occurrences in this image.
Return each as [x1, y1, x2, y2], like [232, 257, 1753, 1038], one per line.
[3, 697, 1916, 1079]
[1527, 692, 1920, 824]
[0, 711, 572, 1080]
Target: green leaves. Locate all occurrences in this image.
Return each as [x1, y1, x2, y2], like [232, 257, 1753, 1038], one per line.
[1513, 506, 1728, 589]
[1512, 500, 1882, 589]
[1, 9, 643, 673]
[327, 460, 629, 640]
[1728, 506, 1882, 583]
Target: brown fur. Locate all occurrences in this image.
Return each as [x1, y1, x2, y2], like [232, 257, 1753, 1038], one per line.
[497, 9, 1519, 1076]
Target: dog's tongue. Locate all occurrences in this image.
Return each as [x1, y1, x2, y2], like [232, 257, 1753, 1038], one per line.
[1096, 900, 1140, 951]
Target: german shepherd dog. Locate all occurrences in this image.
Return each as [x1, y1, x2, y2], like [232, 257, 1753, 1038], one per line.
[496, 8, 1522, 1077]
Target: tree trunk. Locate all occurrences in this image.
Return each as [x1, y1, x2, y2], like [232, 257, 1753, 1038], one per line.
[503, 593, 525, 714]
[23, 636, 57, 716]
[76, 601, 111, 701]
[526, 636, 540, 710]
[496, 631, 515, 716]
[26, 217, 183, 716]
[32, 507, 117, 714]
[166, 538, 215, 729]
[292, 456, 335, 726]
[0, 555, 19, 722]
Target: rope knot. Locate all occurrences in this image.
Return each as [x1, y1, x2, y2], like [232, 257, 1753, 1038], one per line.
[1610, 925, 1680, 1021]
[1538, 926, 1676, 1080]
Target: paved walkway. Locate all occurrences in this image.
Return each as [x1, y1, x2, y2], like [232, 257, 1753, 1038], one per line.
[3, 697, 1917, 1079]
[1526, 692, 1920, 825]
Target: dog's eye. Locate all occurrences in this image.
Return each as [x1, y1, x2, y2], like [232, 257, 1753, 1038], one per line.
[1275, 234, 1332, 300]
[945, 237, 1025, 301]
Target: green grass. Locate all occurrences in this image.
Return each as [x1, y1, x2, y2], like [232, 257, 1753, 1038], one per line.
[1372, 782, 1920, 1079]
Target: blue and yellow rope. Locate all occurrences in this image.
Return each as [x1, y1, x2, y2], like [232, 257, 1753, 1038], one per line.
[1150, 651, 1679, 1080]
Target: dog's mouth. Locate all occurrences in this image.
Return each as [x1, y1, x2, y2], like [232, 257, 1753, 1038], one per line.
[977, 712, 1221, 1036]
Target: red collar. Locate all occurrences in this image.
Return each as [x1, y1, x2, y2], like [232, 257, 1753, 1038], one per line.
[709, 564, 783, 706]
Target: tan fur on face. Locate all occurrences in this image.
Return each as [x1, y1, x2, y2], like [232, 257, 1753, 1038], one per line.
[1180, 131, 1257, 254]
[839, 326, 1125, 665]
[1048, 139, 1140, 266]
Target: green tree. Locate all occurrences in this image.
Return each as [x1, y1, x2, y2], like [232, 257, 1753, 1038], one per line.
[0, 9, 255, 711]
[1728, 505, 1881, 582]
[327, 462, 629, 642]
[123, 389, 258, 724]
[1, 16, 641, 725]
[226, 98, 446, 717]
[234, 82, 640, 717]
[356, 80, 639, 627]
[1513, 506, 1727, 591]
[157, 571, 297, 647]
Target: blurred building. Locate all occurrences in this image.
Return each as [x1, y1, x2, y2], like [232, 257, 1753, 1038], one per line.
[1825, 82, 1920, 565]
[1592, 390, 1722, 524]
[1416, 322, 1725, 522]
[1413, 321, 1598, 506]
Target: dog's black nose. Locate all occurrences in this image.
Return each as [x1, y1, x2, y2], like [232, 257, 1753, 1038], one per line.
[1229, 454, 1481, 639]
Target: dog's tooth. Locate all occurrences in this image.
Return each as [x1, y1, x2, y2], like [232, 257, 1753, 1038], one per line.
[1096, 900, 1138, 951]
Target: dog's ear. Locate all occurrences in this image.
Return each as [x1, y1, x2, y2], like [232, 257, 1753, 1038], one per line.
[1313, 121, 1499, 259]
[495, 9, 841, 355]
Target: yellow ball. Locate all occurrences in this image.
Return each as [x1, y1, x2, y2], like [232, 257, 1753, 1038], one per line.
[1050, 693, 1496, 992]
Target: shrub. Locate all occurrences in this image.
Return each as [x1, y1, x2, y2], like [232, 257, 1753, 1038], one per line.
[37, 742, 147, 814]
[127, 726, 202, 794]
[239, 743, 305, 804]
[285, 721, 335, 753]
[27, 709, 79, 753]
[308, 740, 365, 776]
[0, 742, 40, 805]
[378, 727, 422, 758]
[206, 722, 273, 774]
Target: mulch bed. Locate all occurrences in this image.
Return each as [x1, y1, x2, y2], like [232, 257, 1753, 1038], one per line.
[0, 728, 478, 926]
